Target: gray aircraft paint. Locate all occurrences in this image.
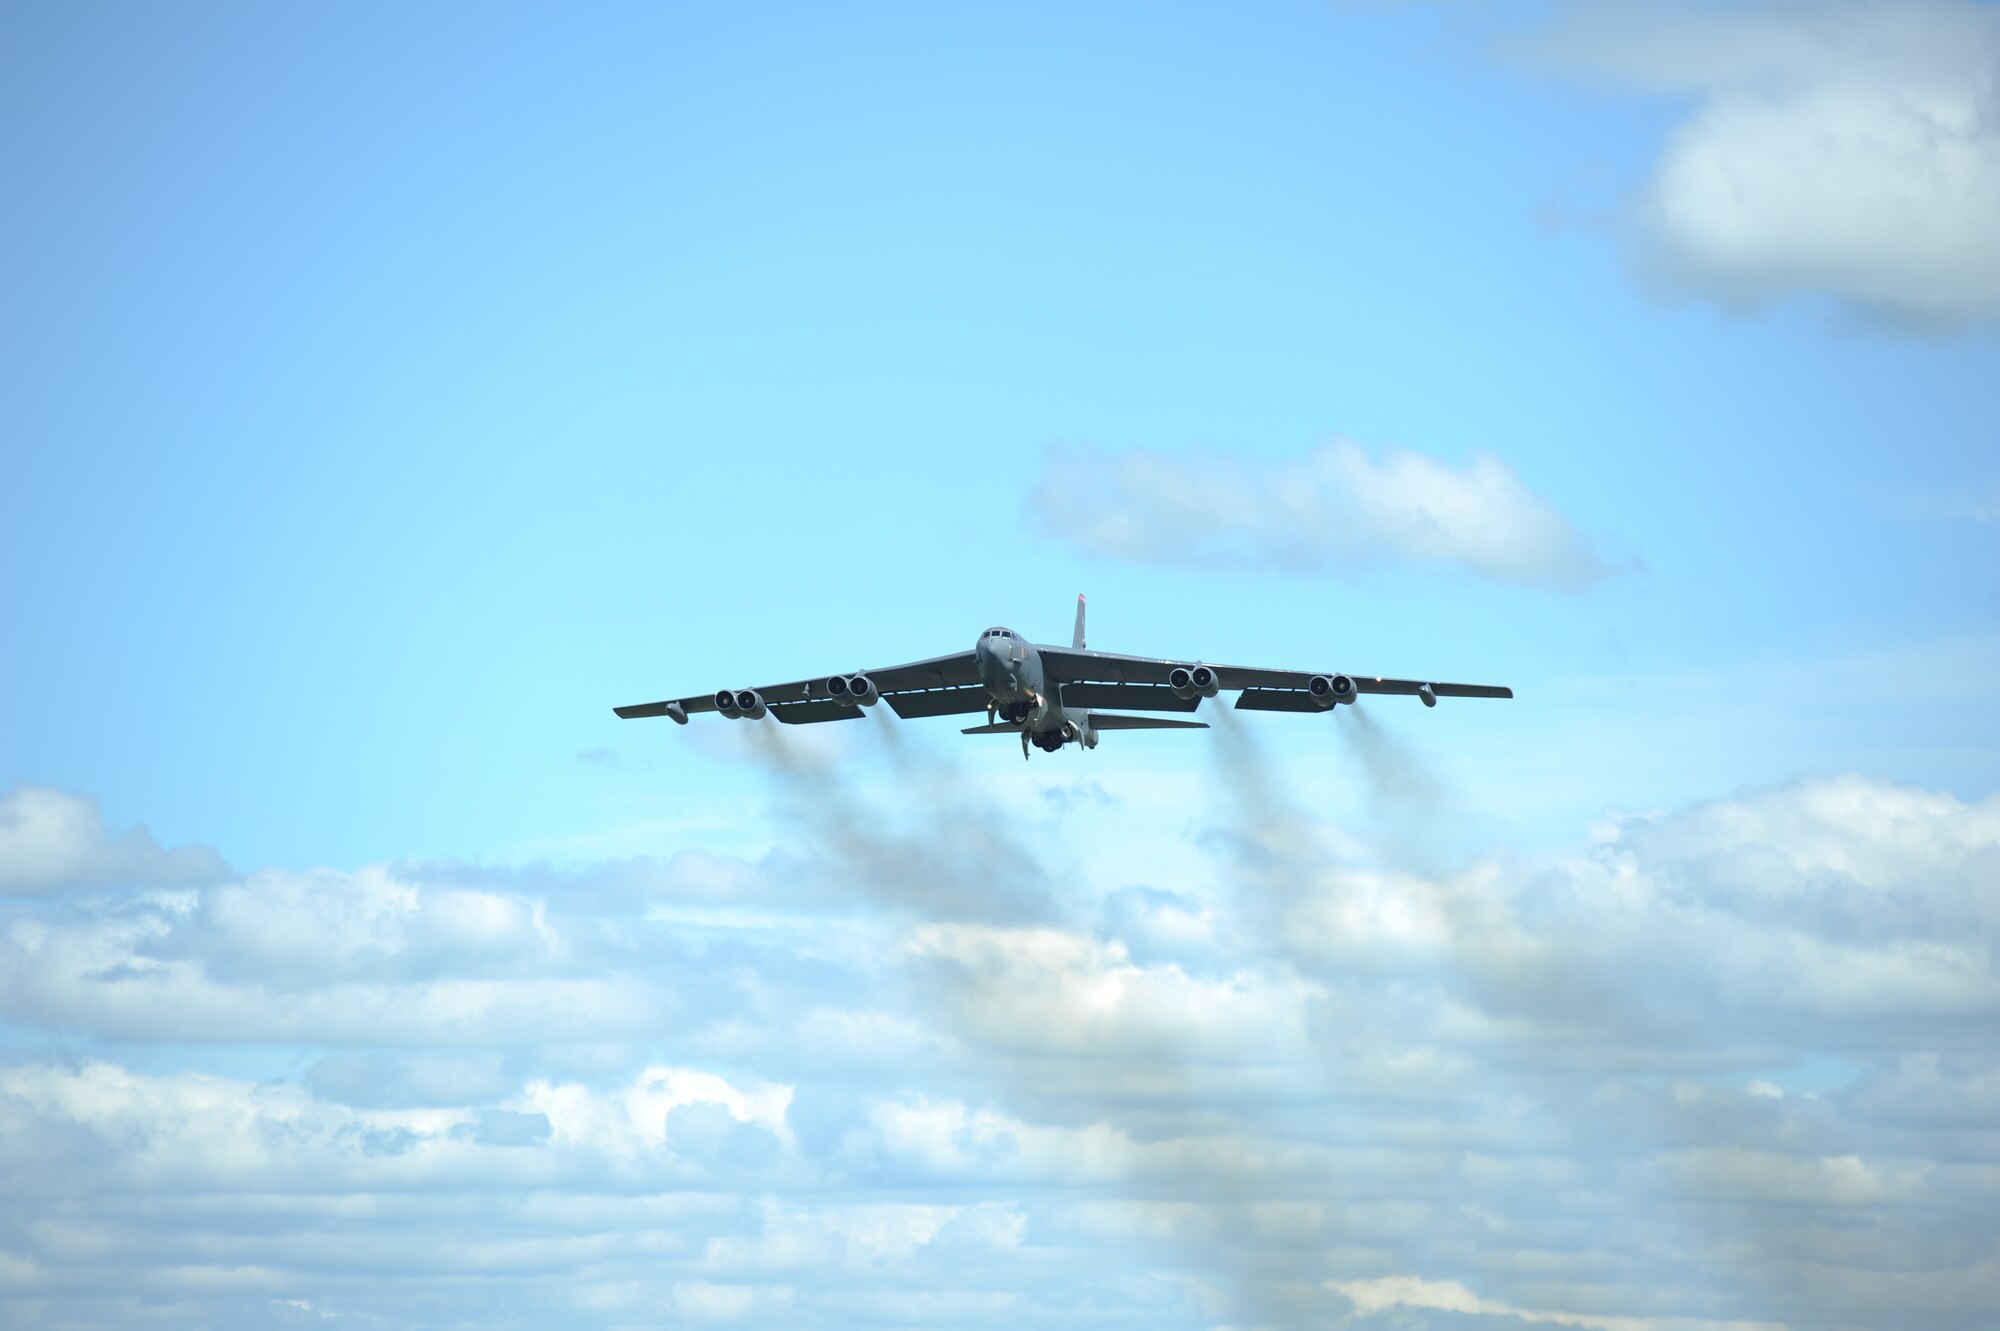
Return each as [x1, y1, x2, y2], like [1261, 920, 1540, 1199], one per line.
[972, 625, 1086, 756]
[613, 593, 1510, 759]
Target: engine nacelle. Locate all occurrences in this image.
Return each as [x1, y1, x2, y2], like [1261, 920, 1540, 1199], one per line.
[1168, 664, 1220, 700]
[825, 674, 879, 707]
[714, 689, 741, 718]
[732, 689, 767, 720]
[1307, 673, 1357, 708]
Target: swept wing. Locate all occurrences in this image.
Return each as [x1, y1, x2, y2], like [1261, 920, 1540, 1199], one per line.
[614, 650, 982, 726]
[1036, 647, 1511, 706]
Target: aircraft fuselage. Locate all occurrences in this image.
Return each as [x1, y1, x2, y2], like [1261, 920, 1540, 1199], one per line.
[611, 593, 1513, 753]
[975, 626, 1093, 752]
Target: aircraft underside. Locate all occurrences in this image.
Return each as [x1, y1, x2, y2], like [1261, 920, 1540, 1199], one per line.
[982, 696, 1092, 758]
[610, 594, 1512, 759]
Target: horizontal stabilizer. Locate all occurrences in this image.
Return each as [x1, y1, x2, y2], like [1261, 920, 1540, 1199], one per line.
[960, 722, 1019, 735]
[1087, 713, 1208, 731]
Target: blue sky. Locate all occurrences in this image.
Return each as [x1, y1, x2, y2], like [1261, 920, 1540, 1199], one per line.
[3, 3, 1998, 1328]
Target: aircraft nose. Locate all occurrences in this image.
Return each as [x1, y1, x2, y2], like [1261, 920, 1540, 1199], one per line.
[974, 635, 1011, 686]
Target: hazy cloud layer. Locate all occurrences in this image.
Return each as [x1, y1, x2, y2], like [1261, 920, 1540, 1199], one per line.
[1527, 0, 2000, 324]
[1032, 441, 1610, 588]
[1, 769, 1996, 1328]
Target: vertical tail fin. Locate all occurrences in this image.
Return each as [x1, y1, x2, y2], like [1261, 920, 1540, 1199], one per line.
[1072, 593, 1087, 650]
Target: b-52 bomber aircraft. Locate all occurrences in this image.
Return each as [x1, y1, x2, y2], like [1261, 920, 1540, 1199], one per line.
[614, 595, 1512, 759]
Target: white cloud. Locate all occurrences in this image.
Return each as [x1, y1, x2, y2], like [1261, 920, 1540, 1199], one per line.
[2, 772, 1998, 1327]
[1032, 440, 1610, 589]
[903, 923, 1319, 1063]
[523, 1065, 795, 1157]
[0, 785, 228, 895]
[1333, 1274, 1788, 1331]
[672, 1281, 788, 1323]
[1527, 0, 2000, 324]
[702, 1199, 1026, 1274]
[0, 902, 678, 1046]
[0, 1249, 47, 1288]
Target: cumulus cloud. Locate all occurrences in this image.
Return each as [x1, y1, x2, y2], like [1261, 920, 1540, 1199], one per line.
[902, 923, 1318, 1065]
[1, 771, 1997, 1327]
[1526, 0, 2000, 324]
[1032, 440, 1610, 589]
[0, 785, 228, 895]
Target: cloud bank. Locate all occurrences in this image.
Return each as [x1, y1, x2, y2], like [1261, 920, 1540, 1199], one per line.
[1031, 440, 1610, 589]
[1529, 0, 2000, 325]
[0, 766, 1996, 1328]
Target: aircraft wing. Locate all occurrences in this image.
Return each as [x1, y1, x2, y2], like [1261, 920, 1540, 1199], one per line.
[614, 650, 982, 725]
[1036, 646, 1511, 706]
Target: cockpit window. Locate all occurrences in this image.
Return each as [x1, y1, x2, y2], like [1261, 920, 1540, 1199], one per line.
[1000, 630, 1012, 638]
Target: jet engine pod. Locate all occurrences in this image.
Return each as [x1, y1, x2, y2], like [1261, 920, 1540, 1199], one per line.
[827, 675, 853, 706]
[733, 689, 768, 721]
[1188, 664, 1220, 699]
[714, 689, 742, 718]
[1307, 674, 1357, 709]
[1168, 666, 1199, 701]
[845, 674, 880, 707]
